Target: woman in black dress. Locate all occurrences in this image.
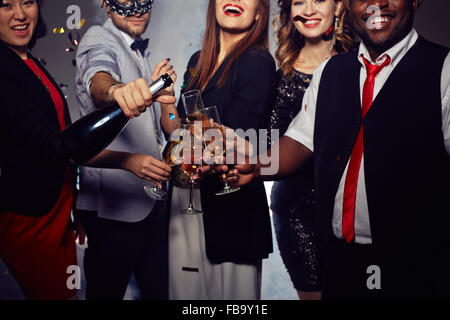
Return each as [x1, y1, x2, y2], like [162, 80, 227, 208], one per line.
[167, 0, 277, 300]
[268, 0, 355, 300]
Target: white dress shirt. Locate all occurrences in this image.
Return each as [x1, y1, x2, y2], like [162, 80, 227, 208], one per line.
[285, 28, 450, 244]
[120, 31, 152, 79]
[120, 31, 164, 151]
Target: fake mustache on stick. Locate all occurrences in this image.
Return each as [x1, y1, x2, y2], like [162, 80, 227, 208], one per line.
[293, 15, 307, 23]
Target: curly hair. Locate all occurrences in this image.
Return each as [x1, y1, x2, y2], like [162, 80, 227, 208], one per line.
[0, 0, 47, 49]
[274, 0, 356, 77]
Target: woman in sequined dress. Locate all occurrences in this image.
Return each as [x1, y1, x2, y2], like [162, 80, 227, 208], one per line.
[268, 0, 355, 300]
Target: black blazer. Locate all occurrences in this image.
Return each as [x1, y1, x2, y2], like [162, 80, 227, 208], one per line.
[0, 41, 74, 217]
[178, 45, 278, 263]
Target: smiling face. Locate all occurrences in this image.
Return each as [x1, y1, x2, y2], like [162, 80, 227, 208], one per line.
[348, 0, 419, 56]
[215, 0, 260, 34]
[291, 0, 342, 40]
[0, 0, 38, 50]
[104, 0, 151, 38]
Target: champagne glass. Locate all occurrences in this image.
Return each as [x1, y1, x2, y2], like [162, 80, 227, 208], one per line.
[180, 122, 203, 215]
[196, 106, 241, 196]
[144, 118, 185, 200]
[181, 89, 205, 120]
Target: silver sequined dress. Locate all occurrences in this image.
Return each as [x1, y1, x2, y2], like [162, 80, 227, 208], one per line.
[267, 69, 320, 291]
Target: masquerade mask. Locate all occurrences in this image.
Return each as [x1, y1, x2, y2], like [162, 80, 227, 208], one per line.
[104, 0, 153, 16]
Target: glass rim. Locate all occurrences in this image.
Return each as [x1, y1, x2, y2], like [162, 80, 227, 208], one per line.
[181, 89, 201, 98]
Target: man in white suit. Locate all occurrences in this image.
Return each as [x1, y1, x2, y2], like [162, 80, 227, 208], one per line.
[75, 0, 178, 299]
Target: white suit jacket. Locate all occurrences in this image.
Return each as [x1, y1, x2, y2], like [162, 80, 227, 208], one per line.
[75, 18, 164, 222]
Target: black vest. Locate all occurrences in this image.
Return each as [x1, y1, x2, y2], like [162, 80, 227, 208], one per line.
[314, 37, 450, 294]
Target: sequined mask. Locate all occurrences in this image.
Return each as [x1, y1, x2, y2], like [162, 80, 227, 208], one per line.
[104, 0, 153, 16]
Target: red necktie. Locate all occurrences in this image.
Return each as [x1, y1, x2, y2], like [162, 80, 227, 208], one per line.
[342, 55, 391, 243]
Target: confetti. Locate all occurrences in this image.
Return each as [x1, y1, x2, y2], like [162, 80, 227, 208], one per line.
[59, 84, 69, 99]
[189, 67, 197, 78]
[78, 18, 86, 28]
[68, 31, 80, 47]
[169, 113, 175, 120]
[53, 27, 65, 34]
[65, 48, 74, 52]
[181, 83, 188, 90]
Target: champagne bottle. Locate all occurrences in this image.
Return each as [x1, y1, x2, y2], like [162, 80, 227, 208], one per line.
[60, 74, 173, 164]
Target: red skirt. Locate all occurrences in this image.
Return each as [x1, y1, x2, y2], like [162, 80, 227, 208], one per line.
[0, 169, 77, 300]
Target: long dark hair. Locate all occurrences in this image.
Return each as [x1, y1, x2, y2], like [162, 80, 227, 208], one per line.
[188, 0, 271, 90]
[0, 0, 47, 49]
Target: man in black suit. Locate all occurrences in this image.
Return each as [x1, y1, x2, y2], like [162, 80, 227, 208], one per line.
[224, 0, 450, 299]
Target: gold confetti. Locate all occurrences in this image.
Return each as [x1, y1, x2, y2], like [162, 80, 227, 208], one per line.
[53, 27, 65, 34]
[189, 67, 197, 78]
[78, 18, 86, 28]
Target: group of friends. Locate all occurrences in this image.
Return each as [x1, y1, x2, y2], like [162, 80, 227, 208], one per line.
[1, 0, 449, 300]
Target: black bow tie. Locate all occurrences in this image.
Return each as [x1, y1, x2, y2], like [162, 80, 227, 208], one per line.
[130, 38, 149, 55]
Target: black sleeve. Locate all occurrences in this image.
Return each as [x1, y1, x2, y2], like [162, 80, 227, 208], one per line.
[222, 49, 277, 131]
[0, 74, 63, 162]
[177, 51, 201, 118]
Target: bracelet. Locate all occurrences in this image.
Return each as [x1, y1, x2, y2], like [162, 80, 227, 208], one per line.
[107, 83, 125, 102]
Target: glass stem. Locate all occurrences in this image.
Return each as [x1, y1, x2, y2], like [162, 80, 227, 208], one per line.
[188, 179, 195, 209]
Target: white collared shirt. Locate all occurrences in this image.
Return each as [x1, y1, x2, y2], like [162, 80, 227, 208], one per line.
[120, 31, 164, 151]
[120, 31, 152, 78]
[285, 28, 450, 244]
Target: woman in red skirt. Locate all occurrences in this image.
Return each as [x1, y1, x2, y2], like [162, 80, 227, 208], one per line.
[0, 0, 177, 300]
[0, 0, 79, 300]
[0, 0, 81, 299]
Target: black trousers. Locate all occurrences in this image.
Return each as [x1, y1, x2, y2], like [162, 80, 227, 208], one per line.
[77, 202, 168, 300]
[321, 235, 383, 300]
[321, 235, 450, 300]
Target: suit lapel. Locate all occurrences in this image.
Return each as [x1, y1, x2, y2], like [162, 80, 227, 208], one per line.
[103, 19, 144, 78]
[33, 56, 72, 128]
[0, 43, 61, 132]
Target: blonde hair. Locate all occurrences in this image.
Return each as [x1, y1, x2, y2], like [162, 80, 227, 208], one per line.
[274, 0, 356, 77]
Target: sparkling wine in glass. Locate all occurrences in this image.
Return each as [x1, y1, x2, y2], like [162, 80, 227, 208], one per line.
[180, 122, 203, 215]
[196, 106, 241, 196]
[144, 118, 185, 200]
[182, 89, 205, 115]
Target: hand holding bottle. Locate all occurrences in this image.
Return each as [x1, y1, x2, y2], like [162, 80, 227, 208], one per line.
[151, 58, 177, 98]
[109, 59, 177, 118]
[61, 73, 175, 164]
